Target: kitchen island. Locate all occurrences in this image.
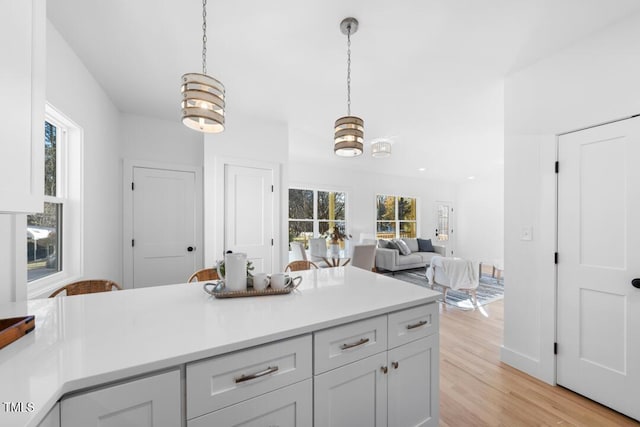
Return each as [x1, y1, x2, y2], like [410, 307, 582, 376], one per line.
[0, 267, 440, 426]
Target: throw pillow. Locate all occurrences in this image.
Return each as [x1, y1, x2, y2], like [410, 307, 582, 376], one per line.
[417, 238, 435, 252]
[386, 240, 399, 251]
[378, 239, 389, 249]
[394, 239, 412, 255]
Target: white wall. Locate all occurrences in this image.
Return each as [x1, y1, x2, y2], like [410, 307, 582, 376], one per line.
[288, 162, 458, 246]
[503, 12, 640, 383]
[455, 171, 504, 265]
[203, 113, 289, 270]
[46, 21, 122, 287]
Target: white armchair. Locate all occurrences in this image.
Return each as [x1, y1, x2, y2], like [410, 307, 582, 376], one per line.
[426, 255, 479, 304]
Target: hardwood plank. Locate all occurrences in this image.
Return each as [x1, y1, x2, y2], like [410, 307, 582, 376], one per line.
[439, 299, 638, 426]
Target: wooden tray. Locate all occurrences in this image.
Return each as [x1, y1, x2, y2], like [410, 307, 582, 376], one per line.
[203, 281, 300, 299]
[0, 315, 35, 351]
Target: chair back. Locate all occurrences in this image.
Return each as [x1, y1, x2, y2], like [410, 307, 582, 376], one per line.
[285, 260, 318, 272]
[188, 268, 220, 283]
[290, 242, 308, 261]
[49, 280, 122, 297]
[309, 238, 327, 262]
[350, 244, 377, 271]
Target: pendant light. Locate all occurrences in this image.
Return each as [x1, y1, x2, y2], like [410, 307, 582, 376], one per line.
[181, 0, 225, 133]
[334, 17, 363, 157]
[371, 139, 393, 158]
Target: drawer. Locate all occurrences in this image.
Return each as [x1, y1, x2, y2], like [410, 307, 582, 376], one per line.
[188, 379, 312, 427]
[388, 303, 438, 349]
[187, 334, 312, 419]
[314, 315, 387, 374]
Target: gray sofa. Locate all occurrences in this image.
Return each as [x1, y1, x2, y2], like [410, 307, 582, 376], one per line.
[375, 238, 445, 272]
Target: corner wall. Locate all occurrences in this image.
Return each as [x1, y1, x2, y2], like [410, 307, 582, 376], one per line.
[503, 12, 640, 383]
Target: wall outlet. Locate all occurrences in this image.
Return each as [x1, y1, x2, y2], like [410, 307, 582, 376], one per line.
[521, 226, 533, 241]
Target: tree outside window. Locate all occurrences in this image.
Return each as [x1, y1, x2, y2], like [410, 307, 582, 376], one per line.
[289, 188, 347, 248]
[376, 194, 417, 239]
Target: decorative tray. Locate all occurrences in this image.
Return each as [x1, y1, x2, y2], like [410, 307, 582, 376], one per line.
[0, 315, 35, 351]
[203, 280, 301, 299]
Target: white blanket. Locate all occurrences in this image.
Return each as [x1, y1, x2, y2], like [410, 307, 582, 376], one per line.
[427, 256, 478, 290]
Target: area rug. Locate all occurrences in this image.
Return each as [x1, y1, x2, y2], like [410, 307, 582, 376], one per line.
[383, 269, 504, 310]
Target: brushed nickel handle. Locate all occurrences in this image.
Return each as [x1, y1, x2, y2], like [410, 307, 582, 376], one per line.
[392, 361, 399, 369]
[381, 366, 388, 374]
[234, 366, 279, 384]
[406, 320, 428, 330]
[340, 337, 369, 350]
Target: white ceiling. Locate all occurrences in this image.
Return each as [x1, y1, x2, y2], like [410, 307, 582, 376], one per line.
[47, 0, 640, 182]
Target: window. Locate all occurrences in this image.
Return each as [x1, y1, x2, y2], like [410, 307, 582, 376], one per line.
[435, 203, 451, 241]
[27, 104, 83, 296]
[289, 188, 347, 248]
[376, 194, 417, 239]
[27, 121, 64, 281]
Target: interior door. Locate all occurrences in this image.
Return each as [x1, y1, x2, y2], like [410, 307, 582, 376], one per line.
[557, 116, 640, 420]
[133, 167, 197, 287]
[224, 164, 273, 274]
[435, 202, 455, 256]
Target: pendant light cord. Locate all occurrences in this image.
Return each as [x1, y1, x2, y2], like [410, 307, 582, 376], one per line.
[346, 24, 352, 116]
[202, 0, 208, 75]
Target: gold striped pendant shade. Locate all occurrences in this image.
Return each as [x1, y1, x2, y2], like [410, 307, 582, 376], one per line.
[334, 115, 364, 157]
[181, 73, 225, 133]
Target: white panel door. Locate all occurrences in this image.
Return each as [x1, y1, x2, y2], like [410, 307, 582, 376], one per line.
[314, 352, 387, 427]
[557, 116, 640, 420]
[133, 167, 197, 287]
[61, 370, 181, 427]
[224, 164, 273, 273]
[388, 336, 438, 427]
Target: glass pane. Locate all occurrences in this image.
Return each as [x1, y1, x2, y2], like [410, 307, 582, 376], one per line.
[376, 221, 396, 239]
[376, 195, 395, 221]
[289, 189, 313, 219]
[318, 191, 345, 221]
[319, 221, 346, 237]
[398, 197, 416, 221]
[437, 204, 450, 241]
[288, 221, 313, 248]
[399, 222, 417, 238]
[27, 202, 62, 281]
[44, 121, 57, 197]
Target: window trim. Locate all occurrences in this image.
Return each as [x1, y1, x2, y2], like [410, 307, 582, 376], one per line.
[375, 194, 419, 239]
[28, 103, 84, 299]
[288, 186, 349, 245]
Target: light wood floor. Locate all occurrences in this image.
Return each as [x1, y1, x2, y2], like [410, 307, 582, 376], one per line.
[439, 299, 638, 426]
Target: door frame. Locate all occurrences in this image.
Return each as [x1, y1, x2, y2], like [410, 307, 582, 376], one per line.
[207, 157, 281, 273]
[122, 159, 203, 289]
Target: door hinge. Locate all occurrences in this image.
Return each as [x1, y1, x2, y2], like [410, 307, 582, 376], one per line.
[132, 239, 135, 247]
[554, 342, 558, 355]
[555, 161, 559, 173]
[554, 252, 558, 264]
[271, 185, 274, 192]
[271, 238, 274, 246]
[131, 182, 135, 190]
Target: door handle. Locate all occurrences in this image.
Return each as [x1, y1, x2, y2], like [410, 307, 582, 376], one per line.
[187, 246, 195, 252]
[632, 278, 640, 289]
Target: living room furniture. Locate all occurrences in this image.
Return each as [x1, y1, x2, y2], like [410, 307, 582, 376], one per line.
[188, 268, 220, 283]
[351, 244, 377, 271]
[49, 280, 122, 297]
[426, 256, 478, 304]
[375, 238, 445, 272]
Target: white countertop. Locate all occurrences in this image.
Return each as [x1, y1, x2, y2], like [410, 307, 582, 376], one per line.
[0, 267, 440, 426]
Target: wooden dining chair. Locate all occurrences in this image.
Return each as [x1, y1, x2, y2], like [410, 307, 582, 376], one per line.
[285, 260, 318, 272]
[49, 280, 122, 297]
[188, 268, 220, 283]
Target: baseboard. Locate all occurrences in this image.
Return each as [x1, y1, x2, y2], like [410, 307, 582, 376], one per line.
[500, 345, 541, 379]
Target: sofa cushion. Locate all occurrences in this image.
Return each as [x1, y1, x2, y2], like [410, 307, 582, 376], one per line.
[378, 239, 389, 249]
[402, 238, 419, 253]
[394, 239, 412, 255]
[398, 254, 423, 266]
[417, 238, 435, 252]
[415, 252, 439, 265]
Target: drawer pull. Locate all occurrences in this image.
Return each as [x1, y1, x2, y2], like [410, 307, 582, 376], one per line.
[406, 320, 428, 330]
[340, 337, 370, 351]
[234, 366, 279, 384]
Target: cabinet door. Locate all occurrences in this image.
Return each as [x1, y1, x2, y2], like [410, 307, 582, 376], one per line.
[61, 370, 181, 427]
[314, 352, 387, 427]
[0, 0, 45, 213]
[388, 336, 439, 427]
[188, 379, 312, 427]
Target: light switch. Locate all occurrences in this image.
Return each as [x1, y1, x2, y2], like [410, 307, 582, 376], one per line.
[521, 226, 533, 241]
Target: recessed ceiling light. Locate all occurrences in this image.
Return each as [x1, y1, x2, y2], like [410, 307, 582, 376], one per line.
[418, 168, 426, 172]
[467, 176, 476, 180]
